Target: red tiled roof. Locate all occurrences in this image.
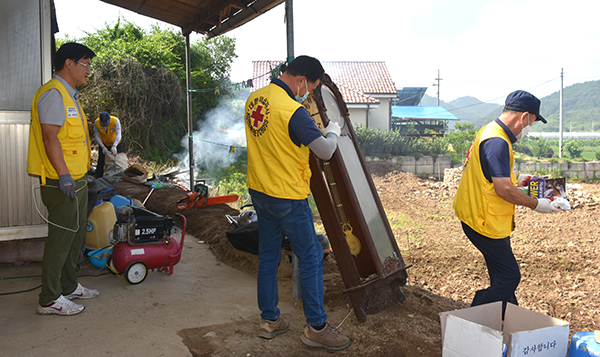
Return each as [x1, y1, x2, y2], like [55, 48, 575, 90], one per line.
[336, 83, 380, 104]
[251, 60, 396, 104]
[322, 61, 397, 95]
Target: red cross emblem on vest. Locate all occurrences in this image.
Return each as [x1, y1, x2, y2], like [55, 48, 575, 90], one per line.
[251, 104, 265, 128]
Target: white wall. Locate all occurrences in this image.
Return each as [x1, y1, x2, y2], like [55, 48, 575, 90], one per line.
[368, 98, 391, 131]
[348, 108, 367, 127]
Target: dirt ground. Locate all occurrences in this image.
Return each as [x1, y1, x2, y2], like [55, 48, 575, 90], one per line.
[112, 160, 600, 356]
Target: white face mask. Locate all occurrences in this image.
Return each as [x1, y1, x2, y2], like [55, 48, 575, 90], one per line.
[516, 115, 531, 140]
[295, 79, 309, 103]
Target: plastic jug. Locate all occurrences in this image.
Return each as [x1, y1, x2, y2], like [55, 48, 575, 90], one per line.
[109, 194, 133, 216]
[568, 331, 600, 357]
[86, 200, 117, 250]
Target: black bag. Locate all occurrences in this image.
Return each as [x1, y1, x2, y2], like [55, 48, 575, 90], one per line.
[225, 222, 259, 255]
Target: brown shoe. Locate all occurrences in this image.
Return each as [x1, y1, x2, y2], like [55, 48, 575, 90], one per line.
[258, 316, 289, 339]
[300, 322, 350, 351]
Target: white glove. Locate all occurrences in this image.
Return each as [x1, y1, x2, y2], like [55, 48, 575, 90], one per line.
[517, 174, 537, 187]
[551, 197, 571, 210]
[533, 198, 560, 213]
[111, 146, 118, 156]
[102, 146, 109, 156]
[321, 121, 341, 137]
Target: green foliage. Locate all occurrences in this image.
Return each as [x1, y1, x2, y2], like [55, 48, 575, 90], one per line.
[444, 125, 477, 161]
[514, 136, 552, 159]
[564, 140, 583, 158]
[216, 171, 250, 208]
[354, 124, 449, 157]
[596, 151, 600, 160]
[62, 17, 237, 163]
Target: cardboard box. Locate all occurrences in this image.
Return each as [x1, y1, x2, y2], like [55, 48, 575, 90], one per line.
[528, 177, 567, 199]
[440, 301, 569, 357]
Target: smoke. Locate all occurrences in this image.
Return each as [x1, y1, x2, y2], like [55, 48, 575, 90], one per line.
[175, 88, 250, 187]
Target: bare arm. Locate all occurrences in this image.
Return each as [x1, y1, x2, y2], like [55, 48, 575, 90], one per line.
[41, 124, 69, 175]
[492, 176, 538, 209]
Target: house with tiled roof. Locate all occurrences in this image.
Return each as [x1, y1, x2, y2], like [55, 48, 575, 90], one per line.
[252, 60, 398, 130]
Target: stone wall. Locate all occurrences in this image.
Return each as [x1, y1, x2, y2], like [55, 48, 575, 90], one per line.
[365, 155, 600, 180]
[365, 155, 452, 180]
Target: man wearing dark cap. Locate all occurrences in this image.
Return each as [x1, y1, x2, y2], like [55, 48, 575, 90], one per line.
[93, 111, 122, 178]
[453, 90, 559, 317]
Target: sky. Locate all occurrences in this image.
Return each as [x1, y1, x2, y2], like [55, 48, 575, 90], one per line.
[54, 0, 600, 105]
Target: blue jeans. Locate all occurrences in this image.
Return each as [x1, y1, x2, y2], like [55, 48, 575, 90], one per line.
[252, 195, 327, 326]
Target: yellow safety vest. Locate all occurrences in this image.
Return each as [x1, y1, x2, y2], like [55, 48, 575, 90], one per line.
[453, 121, 517, 238]
[27, 78, 91, 183]
[245, 83, 311, 200]
[95, 116, 120, 146]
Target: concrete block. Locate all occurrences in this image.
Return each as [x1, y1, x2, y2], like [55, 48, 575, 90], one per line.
[520, 162, 536, 172]
[585, 162, 600, 171]
[569, 162, 585, 173]
[400, 156, 416, 173]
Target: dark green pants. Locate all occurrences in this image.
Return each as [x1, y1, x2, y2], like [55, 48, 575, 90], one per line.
[39, 176, 88, 305]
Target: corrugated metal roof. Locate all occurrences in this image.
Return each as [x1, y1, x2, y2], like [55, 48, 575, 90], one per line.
[391, 106, 459, 120]
[251, 60, 395, 104]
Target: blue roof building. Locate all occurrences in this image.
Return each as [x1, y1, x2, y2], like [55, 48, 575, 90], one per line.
[391, 106, 459, 134]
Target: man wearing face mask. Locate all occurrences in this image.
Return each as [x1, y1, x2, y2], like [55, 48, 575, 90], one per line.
[244, 56, 349, 351]
[453, 90, 559, 317]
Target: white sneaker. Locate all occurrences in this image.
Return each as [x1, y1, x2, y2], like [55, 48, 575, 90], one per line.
[37, 295, 84, 316]
[64, 283, 100, 300]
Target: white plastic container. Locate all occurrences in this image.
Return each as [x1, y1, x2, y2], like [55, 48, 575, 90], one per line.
[86, 200, 117, 250]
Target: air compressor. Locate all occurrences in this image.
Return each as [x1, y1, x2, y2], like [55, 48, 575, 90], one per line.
[109, 206, 186, 284]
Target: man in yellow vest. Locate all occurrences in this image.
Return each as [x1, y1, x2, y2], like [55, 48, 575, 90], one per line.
[244, 56, 349, 351]
[453, 90, 559, 317]
[93, 111, 122, 178]
[27, 42, 100, 316]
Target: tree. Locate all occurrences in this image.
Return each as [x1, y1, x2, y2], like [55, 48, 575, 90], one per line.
[444, 123, 477, 163]
[564, 140, 582, 159]
[59, 18, 237, 163]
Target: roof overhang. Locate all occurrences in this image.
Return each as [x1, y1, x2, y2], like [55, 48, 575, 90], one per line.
[99, 0, 285, 37]
[347, 103, 380, 110]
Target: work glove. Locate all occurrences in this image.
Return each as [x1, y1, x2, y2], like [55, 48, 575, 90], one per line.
[111, 146, 117, 156]
[517, 174, 538, 187]
[533, 198, 560, 213]
[102, 146, 109, 156]
[321, 121, 341, 138]
[58, 173, 76, 199]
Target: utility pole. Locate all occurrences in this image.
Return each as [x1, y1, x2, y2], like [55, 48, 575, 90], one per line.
[559, 68, 564, 158]
[432, 69, 442, 105]
[285, 0, 294, 63]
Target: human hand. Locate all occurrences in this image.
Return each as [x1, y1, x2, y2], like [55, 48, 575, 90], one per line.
[321, 121, 341, 137]
[111, 146, 117, 156]
[58, 173, 76, 199]
[533, 198, 560, 213]
[102, 146, 109, 156]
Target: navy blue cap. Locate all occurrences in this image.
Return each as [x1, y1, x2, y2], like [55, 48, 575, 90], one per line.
[99, 111, 110, 126]
[504, 90, 546, 123]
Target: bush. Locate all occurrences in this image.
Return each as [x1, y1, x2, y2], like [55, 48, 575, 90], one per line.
[564, 140, 583, 159]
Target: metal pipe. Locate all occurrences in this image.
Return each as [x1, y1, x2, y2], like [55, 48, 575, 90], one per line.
[285, 0, 294, 62]
[185, 34, 195, 190]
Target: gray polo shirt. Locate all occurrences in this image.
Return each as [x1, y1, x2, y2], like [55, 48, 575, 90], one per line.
[37, 74, 84, 126]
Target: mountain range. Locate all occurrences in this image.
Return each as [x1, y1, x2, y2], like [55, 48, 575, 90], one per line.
[419, 79, 600, 132]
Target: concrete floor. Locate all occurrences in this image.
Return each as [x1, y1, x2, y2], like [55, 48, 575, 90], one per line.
[0, 232, 287, 356]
